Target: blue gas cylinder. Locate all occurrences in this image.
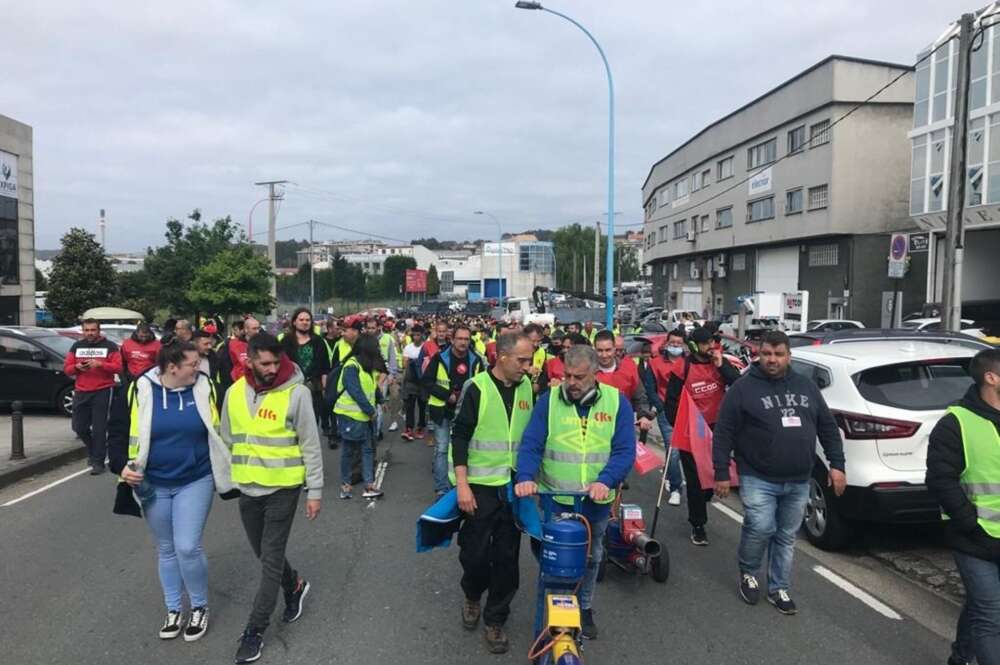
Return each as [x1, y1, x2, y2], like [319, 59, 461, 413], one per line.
[541, 517, 588, 580]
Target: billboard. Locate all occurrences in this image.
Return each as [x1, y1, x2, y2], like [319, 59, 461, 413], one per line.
[405, 268, 427, 293]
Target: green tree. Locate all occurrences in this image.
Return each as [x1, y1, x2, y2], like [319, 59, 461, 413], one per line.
[365, 274, 384, 300]
[187, 245, 274, 316]
[426, 264, 440, 296]
[34, 268, 47, 291]
[617, 245, 640, 283]
[276, 239, 309, 268]
[382, 255, 417, 298]
[143, 209, 241, 314]
[115, 270, 157, 322]
[331, 253, 366, 301]
[45, 228, 117, 324]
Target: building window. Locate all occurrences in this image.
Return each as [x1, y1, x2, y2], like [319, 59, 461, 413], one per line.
[673, 220, 687, 239]
[518, 243, 554, 273]
[674, 179, 689, 199]
[809, 120, 830, 147]
[717, 156, 734, 180]
[932, 44, 950, 123]
[807, 184, 829, 210]
[700, 215, 710, 233]
[989, 115, 1000, 204]
[808, 244, 839, 267]
[785, 188, 803, 215]
[929, 129, 946, 211]
[747, 138, 777, 169]
[732, 253, 746, 271]
[910, 135, 927, 214]
[0, 197, 17, 286]
[671, 263, 678, 280]
[661, 263, 668, 277]
[701, 168, 711, 188]
[914, 49, 931, 128]
[716, 207, 733, 229]
[971, 33, 988, 110]
[659, 188, 670, 207]
[993, 28, 1000, 105]
[659, 225, 668, 243]
[787, 126, 805, 154]
[692, 172, 702, 192]
[969, 117, 985, 206]
[747, 196, 775, 223]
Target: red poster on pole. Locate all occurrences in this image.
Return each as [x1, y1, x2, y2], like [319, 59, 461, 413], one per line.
[405, 269, 428, 293]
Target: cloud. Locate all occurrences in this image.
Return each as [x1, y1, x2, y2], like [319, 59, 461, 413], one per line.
[4, 0, 959, 250]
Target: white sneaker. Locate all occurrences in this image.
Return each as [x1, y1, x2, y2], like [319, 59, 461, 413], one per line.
[668, 491, 681, 506]
[388, 421, 399, 432]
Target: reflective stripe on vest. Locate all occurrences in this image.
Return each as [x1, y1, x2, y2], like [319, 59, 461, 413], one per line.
[541, 386, 619, 505]
[228, 377, 305, 487]
[333, 357, 377, 422]
[448, 373, 534, 486]
[949, 406, 1000, 537]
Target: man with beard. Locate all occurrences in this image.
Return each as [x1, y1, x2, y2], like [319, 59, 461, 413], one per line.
[223, 333, 324, 665]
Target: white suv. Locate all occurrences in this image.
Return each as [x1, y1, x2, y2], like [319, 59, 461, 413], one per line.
[789, 340, 976, 550]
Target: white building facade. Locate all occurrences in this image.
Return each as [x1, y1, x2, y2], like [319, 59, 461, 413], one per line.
[0, 113, 34, 325]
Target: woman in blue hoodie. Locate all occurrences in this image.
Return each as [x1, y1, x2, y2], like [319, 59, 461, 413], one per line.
[118, 340, 233, 643]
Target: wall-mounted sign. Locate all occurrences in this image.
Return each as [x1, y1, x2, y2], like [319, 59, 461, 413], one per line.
[0, 151, 17, 200]
[908, 232, 929, 253]
[748, 166, 772, 195]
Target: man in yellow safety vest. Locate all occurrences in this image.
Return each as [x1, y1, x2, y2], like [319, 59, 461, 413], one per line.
[222, 333, 324, 665]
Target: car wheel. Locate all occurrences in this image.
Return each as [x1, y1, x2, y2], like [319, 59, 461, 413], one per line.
[57, 386, 74, 417]
[803, 467, 851, 550]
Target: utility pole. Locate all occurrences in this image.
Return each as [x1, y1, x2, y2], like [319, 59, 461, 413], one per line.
[942, 13, 974, 332]
[255, 179, 288, 321]
[98, 209, 106, 251]
[573, 253, 578, 293]
[593, 221, 600, 296]
[308, 219, 316, 315]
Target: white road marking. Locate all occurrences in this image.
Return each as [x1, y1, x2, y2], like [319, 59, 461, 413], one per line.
[711, 500, 744, 524]
[2, 467, 91, 507]
[813, 565, 903, 621]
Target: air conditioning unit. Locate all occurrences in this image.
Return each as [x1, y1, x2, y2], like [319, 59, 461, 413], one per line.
[686, 230, 696, 242]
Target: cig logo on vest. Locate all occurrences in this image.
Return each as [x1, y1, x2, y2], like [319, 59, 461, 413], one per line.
[0, 150, 17, 199]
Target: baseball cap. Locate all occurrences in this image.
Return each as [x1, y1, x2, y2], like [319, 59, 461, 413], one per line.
[691, 327, 713, 345]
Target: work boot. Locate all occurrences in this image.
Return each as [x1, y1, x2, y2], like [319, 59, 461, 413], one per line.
[484, 624, 509, 654]
[580, 608, 598, 640]
[462, 599, 481, 630]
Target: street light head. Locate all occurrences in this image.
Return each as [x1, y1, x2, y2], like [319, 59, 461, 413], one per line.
[473, 210, 484, 215]
[515, 1, 543, 9]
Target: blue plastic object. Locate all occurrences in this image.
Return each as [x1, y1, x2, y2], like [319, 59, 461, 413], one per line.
[541, 517, 588, 580]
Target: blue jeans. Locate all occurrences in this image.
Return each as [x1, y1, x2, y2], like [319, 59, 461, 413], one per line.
[143, 473, 215, 611]
[953, 550, 1000, 665]
[338, 415, 374, 485]
[656, 412, 683, 491]
[432, 417, 453, 495]
[579, 514, 610, 611]
[737, 474, 809, 594]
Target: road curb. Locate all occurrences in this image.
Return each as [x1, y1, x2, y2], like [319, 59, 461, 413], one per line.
[0, 446, 88, 491]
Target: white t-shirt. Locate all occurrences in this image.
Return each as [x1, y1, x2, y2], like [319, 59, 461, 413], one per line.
[403, 343, 422, 362]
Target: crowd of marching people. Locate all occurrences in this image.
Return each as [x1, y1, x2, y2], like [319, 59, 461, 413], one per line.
[59, 306, 1000, 664]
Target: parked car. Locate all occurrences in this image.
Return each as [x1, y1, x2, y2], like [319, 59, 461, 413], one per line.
[63, 323, 161, 346]
[0, 326, 77, 416]
[417, 300, 452, 315]
[791, 340, 977, 550]
[806, 319, 865, 332]
[788, 327, 992, 351]
[900, 317, 984, 338]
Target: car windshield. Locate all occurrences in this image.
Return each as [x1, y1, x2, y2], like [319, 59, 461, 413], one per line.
[855, 359, 973, 411]
[900, 321, 921, 329]
[33, 334, 75, 357]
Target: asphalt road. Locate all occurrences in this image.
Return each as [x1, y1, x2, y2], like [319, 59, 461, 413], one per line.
[0, 426, 962, 665]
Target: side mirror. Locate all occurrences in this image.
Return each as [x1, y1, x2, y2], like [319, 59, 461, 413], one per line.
[31, 350, 47, 363]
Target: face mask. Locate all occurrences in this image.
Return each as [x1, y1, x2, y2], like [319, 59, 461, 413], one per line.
[666, 346, 683, 357]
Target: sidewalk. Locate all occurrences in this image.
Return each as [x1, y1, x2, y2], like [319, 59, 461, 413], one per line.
[0, 414, 87, 489]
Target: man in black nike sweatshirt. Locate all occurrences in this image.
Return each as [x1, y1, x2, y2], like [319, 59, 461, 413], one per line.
[712, 331, 845, 615]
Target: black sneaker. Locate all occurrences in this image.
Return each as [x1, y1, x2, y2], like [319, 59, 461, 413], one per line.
[739, 574, 760, 605]
[184, 606, 209, 642]
[580, 608, 598, 640]
[234, 626, 263, 664]
[767, 589, 797, 615]
[690, 526, 709, 546]
[89, 463, 106, 476]
[282, 579, 311, 623]
[159, 610, 183, 639]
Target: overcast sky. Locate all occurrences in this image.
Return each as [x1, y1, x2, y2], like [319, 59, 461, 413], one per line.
[7, 1, 960, 251]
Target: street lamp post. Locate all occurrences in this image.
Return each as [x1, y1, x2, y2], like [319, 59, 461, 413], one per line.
[515, 1, 615, 329]
[474, 211, 503, 303]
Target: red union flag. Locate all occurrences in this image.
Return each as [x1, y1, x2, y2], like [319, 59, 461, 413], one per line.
[405, 269, 427, 293]
[671, 388, 738, 490]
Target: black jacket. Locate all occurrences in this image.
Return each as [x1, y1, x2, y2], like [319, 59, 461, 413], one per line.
[712, 364, 845, 483]
[927, 386, 1000, 561]
[422, 347, 485, 423]
[664, 353, 741, 425]
[281, 333, 332, 384]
